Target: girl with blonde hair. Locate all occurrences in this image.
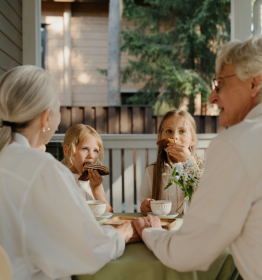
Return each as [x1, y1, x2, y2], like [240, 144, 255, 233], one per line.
[139, 109, 201, 214]
[62, 124, 112, 212]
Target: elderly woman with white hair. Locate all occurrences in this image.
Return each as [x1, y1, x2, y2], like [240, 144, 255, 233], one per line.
[132, 37, 262, 279]
[0, 66, 138, 280]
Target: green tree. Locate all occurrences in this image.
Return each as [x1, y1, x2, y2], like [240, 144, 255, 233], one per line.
[121, 0, 230, 114]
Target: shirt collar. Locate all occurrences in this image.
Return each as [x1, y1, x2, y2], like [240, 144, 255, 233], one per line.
[13, 133, 31, 148]
[245, 103, 262, 120]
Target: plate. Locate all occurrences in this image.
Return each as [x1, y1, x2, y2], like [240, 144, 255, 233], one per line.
[96, 212, 113, 220]
[147, 211, 179, 219]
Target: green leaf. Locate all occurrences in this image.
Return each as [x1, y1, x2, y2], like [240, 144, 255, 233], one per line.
[172, 167, 177, 177]
[164, 182, 173, 189]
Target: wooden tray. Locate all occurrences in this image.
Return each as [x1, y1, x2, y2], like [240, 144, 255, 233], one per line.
[103, 216, 177, 230]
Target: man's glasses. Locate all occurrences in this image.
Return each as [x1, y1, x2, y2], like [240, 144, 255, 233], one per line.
[213, 75, 236, 93]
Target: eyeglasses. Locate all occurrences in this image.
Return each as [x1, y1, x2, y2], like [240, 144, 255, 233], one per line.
[213, 75, 236, 93]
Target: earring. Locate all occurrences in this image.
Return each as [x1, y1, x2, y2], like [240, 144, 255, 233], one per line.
[43, 127, 46, 132]
[47, 127, 50, 131]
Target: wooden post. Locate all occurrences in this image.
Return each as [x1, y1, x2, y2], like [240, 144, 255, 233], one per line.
[231, 0, 252, 41]
[107, 0, 122, 105]
[63, 3, 72, 106]
[22, 0, 41, 66]
[253, 0, 262, 36]
[201, 102, 206, 115]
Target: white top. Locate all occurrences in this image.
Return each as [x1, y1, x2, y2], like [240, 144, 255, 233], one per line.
[139, 165, 185, 214]
[73, 174, 105, 201]
[0, 133, 125, 280]
[142, 103, 262, 280]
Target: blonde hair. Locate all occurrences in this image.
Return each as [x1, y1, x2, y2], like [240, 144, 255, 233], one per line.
[0, 65, 59, 153]
[61, 124, 104, 168]
[152, 109, 197, 200]
[216, 37, 262, 103]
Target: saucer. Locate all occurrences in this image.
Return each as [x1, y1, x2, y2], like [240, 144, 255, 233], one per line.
[147, 211, 179, 219]
[95, 212, 113, 220]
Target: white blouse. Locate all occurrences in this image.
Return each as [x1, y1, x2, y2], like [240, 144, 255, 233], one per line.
[0, 133, 125, 280]
[139, 165, 185, 214]
[142, 103, 262, 280]
[73, 174, 106, 201]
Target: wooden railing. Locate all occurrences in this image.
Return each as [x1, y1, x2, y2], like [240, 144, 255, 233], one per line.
[48, 133, 216, 212]
[58, 106, 226, 134]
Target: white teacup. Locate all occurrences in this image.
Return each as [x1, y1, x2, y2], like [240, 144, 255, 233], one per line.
[150, 200, 172, 216]
[87, 200, 106, 217]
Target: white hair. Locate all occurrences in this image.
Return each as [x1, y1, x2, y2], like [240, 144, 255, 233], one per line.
[216, 37, 262, 103]
[0, 65, 59, 153]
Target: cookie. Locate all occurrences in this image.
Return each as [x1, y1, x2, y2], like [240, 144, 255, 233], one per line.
[78, 163, 110, 181]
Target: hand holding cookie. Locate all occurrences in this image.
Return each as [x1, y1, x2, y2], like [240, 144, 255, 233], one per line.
[165, 142, 192, 163]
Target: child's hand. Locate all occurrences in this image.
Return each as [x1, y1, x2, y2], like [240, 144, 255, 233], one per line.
[88, 169, 103, 190]
[140, 198, 154, 214]
[165, 143, 195, 163]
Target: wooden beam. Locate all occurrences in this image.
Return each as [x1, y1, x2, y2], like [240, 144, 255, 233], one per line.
[107, 0, 122, 105]
[22, 0, 41, 66]
[253, 0, 262, 36]
[42, 0, 109, 2]
[231, 0, 252, 41]
[63, 2, 72, 105]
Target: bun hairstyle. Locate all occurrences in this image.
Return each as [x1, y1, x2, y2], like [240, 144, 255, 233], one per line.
[152, 109, 197, 200]
[61, 124, 104, 168]
[0, 66, 59, 153]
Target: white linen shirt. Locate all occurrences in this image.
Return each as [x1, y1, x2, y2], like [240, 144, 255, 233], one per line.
[0, 134, 125, 280]
[139, 165, 185, 214]
[142, 103, 262, 280]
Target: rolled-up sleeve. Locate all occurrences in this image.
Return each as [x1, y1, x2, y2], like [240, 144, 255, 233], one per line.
[23, 159, 125, 279]
[142, 137, 252, 272]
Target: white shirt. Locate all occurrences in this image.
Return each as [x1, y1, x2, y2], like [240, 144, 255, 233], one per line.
[139, 165, 185, 214]
[142, 103, 262, 280]
[73, 174, 106, 201]
[0, 133, 125, 280]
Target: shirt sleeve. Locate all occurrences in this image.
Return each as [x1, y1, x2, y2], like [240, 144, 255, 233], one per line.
[138, 165, 154, 202]
[24, 159, 125, 278]
[142, 137, 252, 272]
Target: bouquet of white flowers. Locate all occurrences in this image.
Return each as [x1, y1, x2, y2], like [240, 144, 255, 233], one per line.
[163, 157, 204, 201]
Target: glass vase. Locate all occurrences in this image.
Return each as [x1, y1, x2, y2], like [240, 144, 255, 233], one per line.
[183, 196, 191, 214]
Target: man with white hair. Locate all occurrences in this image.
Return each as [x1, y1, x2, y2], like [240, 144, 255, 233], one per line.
[132, 37, 262, 280]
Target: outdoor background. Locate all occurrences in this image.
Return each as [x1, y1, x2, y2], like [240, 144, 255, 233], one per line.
[41, 0, 231, 116]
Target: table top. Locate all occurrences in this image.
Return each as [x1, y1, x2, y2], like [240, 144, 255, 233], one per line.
[72, 213, 240, 280]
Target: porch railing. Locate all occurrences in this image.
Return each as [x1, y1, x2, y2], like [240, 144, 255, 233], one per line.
[58, 106, 225, 134]
[49, 133, 217, 212]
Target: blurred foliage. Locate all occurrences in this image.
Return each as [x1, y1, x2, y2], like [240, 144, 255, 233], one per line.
[121, 0, 230, 114]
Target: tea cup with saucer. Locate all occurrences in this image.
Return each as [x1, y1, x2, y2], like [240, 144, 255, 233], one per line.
[87, 200, 106, 217]
[150, 200, 172, 216]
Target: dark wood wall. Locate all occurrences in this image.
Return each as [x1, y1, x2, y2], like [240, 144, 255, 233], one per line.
[58, 106, 225, 134]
